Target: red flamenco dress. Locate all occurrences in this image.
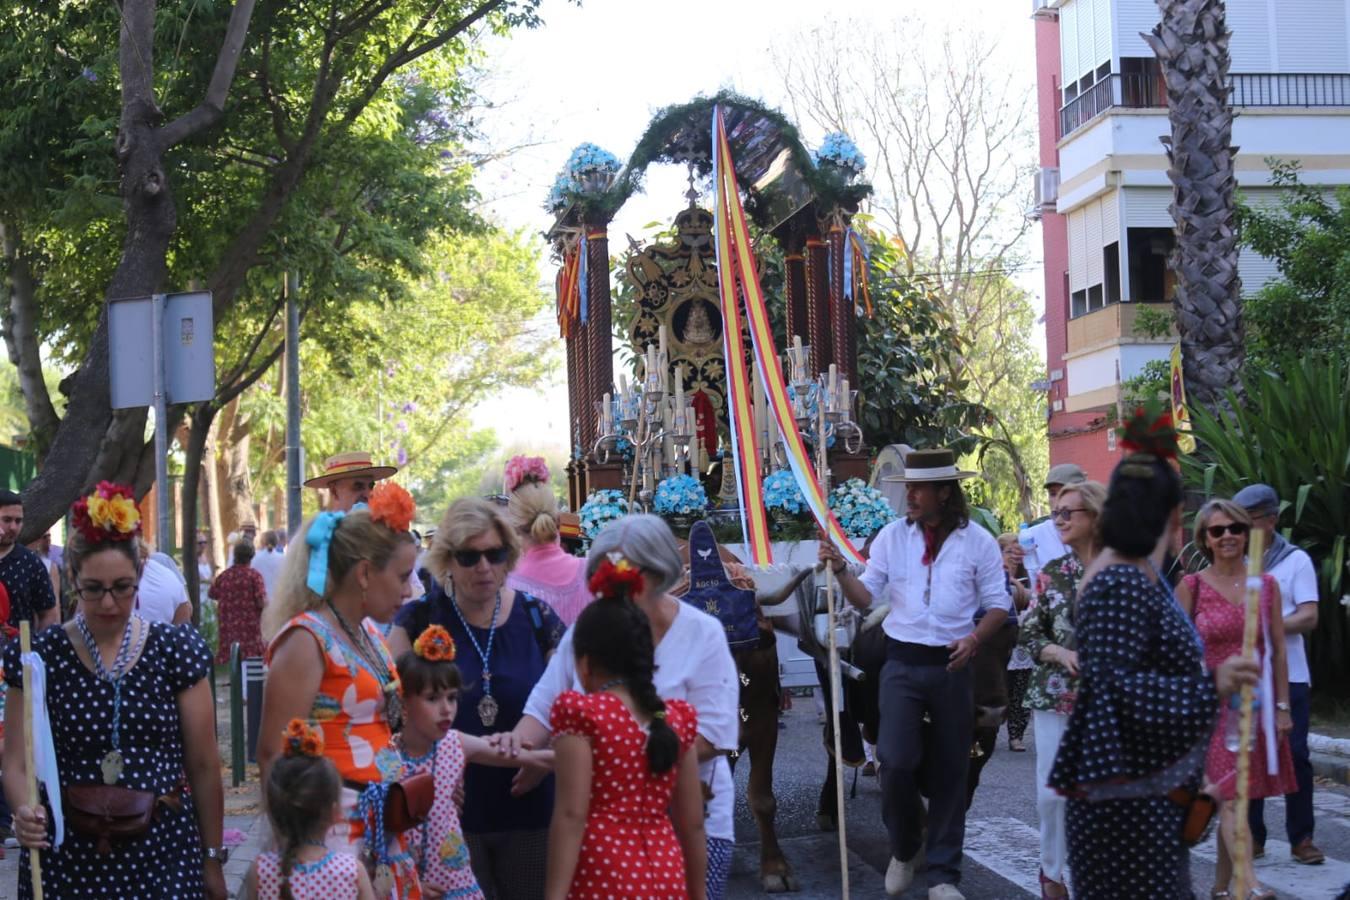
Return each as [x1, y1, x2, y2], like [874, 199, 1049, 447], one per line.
[550, 691, 697, 899]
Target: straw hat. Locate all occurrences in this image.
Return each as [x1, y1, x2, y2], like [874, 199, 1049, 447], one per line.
[881, 448, 978, 483]
[303, 451, 399, 489]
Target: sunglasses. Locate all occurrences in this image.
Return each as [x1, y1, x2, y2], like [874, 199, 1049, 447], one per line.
[1206, 523, 1249, 539]
[452, 546, 509, 568]
[1052, 507, 1088, 521]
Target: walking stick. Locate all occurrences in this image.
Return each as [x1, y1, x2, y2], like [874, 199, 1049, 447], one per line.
[1232, 530, 1265, 899]
[20, 621, 44, 900]
[817, 400, 851, 899]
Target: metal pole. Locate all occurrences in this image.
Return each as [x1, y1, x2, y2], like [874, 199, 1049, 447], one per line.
[151, 293, 171, 550]
[230, 642, 244, 787]
[818, 399, 850, 899]
[285, 271, 302, 535]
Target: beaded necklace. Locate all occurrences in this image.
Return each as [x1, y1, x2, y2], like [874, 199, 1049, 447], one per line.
[74, 613, 145, 785]
[449, 589, 503, 727]
[326, 600, 403, 732]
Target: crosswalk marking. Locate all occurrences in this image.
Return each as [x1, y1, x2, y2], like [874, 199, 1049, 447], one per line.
[962, 816, 1042, 897]
[1191, 835, 1350, 898]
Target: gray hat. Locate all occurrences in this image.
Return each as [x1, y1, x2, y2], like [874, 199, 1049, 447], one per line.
[1044, 463, 1087, 489]
[1233, 483, 1280, 517]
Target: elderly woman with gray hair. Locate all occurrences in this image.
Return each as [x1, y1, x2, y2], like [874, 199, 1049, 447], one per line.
[389, 497, 567, 900]
[490, 514, 741, 900]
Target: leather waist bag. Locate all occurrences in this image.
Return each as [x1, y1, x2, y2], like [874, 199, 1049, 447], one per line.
[64, 783, 183, 855]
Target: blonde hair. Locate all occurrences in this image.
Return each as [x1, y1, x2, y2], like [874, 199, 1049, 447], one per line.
[1194, 498, 1253, 563]
[997, 532, 1018, 551]
[1058, 480, 1107, 522]
[262, 510, 411, 640]
[425, 497, 521, 581]
[507, 482, 560, 545]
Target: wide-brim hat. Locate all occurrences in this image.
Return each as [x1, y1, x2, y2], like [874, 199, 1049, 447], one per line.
[882, 448, 978, 483]
[303, 451, 399, 489]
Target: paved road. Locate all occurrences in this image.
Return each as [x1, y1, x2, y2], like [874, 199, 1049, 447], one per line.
[727, 698, 1350, 899]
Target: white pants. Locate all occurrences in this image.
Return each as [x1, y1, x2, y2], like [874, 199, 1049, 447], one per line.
[1034, 709, 1070, 884]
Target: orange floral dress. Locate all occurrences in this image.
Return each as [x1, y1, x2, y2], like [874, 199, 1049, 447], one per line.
[268, 611, 421, 899]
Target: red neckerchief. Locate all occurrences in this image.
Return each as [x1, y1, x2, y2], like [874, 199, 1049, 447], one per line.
[921, 524, 950, 566]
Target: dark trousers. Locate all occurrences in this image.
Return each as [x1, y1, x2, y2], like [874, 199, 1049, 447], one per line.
[877, 642, 974, 889]
[1250, 680, 1314, 846]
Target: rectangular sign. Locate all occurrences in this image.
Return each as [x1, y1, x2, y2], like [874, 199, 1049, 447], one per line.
[109, 292, 216, 409]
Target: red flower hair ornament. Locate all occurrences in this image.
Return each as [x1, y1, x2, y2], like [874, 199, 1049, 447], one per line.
[71, 482, 141, 543]
[588, 553, 645, 602]
[1116, 400, 1182, 478]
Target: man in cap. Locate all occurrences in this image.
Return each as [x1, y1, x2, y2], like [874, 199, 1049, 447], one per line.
[1235, 484, 1324, 865]
[1022, 462, 1086, 582]
[820, 449, 1010, 900]
[304, 451, 399, 512]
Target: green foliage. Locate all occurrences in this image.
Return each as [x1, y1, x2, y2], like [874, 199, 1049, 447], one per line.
[1133, 306, 1176, 340]
[1236, 162, 1350, 368]
[855, 231, 987, 453]
[1181, 356, 1350, 690]
[1123, 358, 1172, 408]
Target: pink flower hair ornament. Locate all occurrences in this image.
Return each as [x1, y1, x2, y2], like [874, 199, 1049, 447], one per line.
[504, 455, 550, 493]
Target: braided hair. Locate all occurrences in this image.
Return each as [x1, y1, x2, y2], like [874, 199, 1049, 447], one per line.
[571, 595, 681, 774]
[265, 752, 341, 899]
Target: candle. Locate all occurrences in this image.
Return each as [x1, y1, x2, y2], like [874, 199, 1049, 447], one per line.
[828, 364, 838, 400]
[752, 363, 767, 458]
[767, 404, 780, 466]
[792, 335, 804, 381]
[839, 378, 850, 418]
[662, 404, 675, 472]
[690, 408, 703, 473]
[675, 365, 685, 408]
[602, 392, 612, 432]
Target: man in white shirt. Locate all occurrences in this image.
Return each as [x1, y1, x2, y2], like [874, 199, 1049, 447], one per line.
[137, 545, 193, 625]
[1235, 484, 1324, 865]
[822, 449, 1011, 900]
[1022, 463, 1085, 582]
[251, 530, 286, 601]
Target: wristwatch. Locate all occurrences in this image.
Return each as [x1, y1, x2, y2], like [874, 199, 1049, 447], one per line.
[1276, 701, 1291, 712]
[205, 846, 229, 864]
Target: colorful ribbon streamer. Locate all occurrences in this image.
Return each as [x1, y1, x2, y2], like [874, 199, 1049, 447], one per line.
[578, 233, 590, 325]
[555, 247, 581, 337]
[712, 107, 863, 565]
[845, 228, 873, 317]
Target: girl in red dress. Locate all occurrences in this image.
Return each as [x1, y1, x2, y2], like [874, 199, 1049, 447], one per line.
[545, 558, 707, 900]
[1178, 499, 1296, 900]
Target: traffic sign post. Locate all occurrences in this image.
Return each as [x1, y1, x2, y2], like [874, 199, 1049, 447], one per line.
[109, 292, 216, 550]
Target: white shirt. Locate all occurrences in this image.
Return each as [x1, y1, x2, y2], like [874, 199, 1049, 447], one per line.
[137, 558, 191, 624]
[523, 602, 740, 840]
[251, 548, 286, 600]
[1023, 518, 1070, 584]
[860, 519, 1011, 646]
[1268, 547, 1319, 685]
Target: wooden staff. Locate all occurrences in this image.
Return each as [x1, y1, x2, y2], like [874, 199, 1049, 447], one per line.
[1232, 529, 1265, 899]
[20, 621, 44, 900]
[817, 400, 850, 899]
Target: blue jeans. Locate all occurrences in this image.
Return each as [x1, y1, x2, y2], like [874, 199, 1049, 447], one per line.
[1249, 681, 1314, 846]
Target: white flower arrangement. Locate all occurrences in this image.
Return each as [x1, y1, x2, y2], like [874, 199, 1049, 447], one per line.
[828, 477, 896, 539]
[814, 131, 867, 179]
[653, 474, 709, 517]
[579, 489, 631, 538]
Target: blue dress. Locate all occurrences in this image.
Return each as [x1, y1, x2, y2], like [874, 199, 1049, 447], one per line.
[4, 622, 213, 898]
[395, 587, 564, 835]
[1048, 564, 1218, 899]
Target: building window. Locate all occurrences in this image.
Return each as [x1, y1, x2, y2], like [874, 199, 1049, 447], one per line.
[1104, 242, 1121, 306]
[1087, 284, 1104, 313]
[1120, 57, 1165, 107]
[1127, 228, 1176, 302]
[1071, 288, 1088, 318]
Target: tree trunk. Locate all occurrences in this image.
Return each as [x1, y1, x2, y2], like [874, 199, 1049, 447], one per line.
[0, 221, 61, 457]
[1147, 0, 1245, 416]
[202, 416, 226, 571]
[181, 403, 218, 624]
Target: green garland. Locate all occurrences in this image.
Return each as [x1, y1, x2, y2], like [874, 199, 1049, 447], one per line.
[554, 90, 871, 226]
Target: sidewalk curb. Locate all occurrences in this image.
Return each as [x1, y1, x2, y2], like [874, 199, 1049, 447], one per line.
[1309, 732, 1350, 759]
[1312, 750, 1350, 787]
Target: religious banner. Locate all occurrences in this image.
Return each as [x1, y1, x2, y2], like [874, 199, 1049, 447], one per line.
[1170, 343, 1197, 454]
[713, 107, 863, 565]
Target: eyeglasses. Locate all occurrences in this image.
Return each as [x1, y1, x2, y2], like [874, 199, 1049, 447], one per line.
[452, 547, 510, 568]
[75, 581, 138, 602]
[1052, 508, 1088, 521]
[1206, 523, 1249, 539]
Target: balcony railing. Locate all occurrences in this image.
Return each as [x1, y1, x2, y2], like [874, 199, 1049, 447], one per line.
[1059, 72, 1350, 139]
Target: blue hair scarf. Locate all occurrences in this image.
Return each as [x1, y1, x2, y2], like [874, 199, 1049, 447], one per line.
[305, 511, 346, 596]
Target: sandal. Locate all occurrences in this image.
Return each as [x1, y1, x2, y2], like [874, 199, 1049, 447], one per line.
[1210, 891, 1231, 899]
[1248, 890, 1275, 900]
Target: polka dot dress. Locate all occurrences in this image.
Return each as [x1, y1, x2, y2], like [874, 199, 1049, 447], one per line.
[550, 691, 697, 899]
[1048, 565, 1219, 899]
[2, 622, 214, 899]
[403, 733, 483, 898]
[256, 848, 362, 899]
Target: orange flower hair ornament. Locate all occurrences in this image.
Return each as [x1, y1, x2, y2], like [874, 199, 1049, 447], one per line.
[368, 481, 416, 533]
[71, 482, 141, 543]
[413, 624, 457, 662]
[588, 554, 645, 602]
[282, 719, 325, 759]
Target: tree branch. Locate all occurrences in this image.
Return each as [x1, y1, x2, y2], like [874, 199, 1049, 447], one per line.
[160, 0, 261, 147]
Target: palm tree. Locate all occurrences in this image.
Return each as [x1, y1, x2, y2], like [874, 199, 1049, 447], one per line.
[1145, 0, 1245, 414]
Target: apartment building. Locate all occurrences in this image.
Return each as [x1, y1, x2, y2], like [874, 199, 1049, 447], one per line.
[1031, 0, 1350, 481]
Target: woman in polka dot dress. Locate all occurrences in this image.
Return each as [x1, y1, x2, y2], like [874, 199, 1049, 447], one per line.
[545, 558, 707, 900]
[393, 625, 551, 899]
[248, 719, 374, 899]
[2, 483, 227, 899]
[1048, 410, 1260, 900]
